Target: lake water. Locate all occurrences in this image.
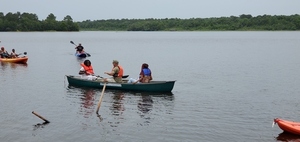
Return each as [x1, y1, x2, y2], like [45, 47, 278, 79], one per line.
[0, 31, 300, 142]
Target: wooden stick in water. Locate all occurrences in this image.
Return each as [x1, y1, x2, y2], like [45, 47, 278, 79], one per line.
[32, 111, 50, 123]
[96, 83, 107, 114]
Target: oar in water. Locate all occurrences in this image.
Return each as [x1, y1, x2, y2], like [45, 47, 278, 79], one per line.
[96, 83, 107, 114]
[70, 41, 91, 57]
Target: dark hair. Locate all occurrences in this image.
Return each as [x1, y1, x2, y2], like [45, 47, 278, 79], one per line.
[142, 63, 149, 69]
[84, 60, 91, 66]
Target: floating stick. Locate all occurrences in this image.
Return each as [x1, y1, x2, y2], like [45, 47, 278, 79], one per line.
[32, 111, 50, 123]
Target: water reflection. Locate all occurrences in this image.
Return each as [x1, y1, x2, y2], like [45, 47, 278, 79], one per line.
[33, 122, 50, 131]
[66, 86, 175, 129]
[136, 92, 174, 126]
[110, 91, 125, 116]
[276, 132, 300, 141]
[0, 62, 27, 70]
[76, 57, 86, 64]
[138, 95, 153, 114]
[66, 86, 97, 119]
[136, 94, 153, 125]
[79, 89, 96, 118]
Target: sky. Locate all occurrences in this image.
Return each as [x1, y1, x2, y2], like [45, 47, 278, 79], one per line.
[1, 0, 300, 21]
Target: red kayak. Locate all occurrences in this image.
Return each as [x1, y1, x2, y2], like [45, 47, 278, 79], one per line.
[274, 118, 300, 135]
[0, 56, 28, 64]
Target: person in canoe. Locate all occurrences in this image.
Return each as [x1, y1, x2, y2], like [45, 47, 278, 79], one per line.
[10, 49, 19, 58]
[128, 63, 153, 84]
[0, 47, 10, 58]
[104, 60, 124, 83]
[75, 43, 85, 54]
[79, 60, 98, 80]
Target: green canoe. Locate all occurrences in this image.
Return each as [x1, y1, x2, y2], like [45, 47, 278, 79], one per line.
[66, 75, 176, 92]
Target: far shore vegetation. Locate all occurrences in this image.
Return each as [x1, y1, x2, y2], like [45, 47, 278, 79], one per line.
[0, 12, 79, 31]
[1, 12, 300, 31]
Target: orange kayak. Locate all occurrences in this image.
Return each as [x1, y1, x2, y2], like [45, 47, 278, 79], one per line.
[274, 118, 300, 135]
[0, 57, 28, 64]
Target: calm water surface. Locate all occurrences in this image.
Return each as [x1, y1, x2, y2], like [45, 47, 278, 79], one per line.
[0, 31, 300, 142]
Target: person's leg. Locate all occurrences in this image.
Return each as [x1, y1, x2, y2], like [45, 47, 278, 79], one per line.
[104, 78, 116, 82]
[87, 75, 98, 80]
[127, 78, 137, 83]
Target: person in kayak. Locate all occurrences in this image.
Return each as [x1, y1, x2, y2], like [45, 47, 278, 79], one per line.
[104, 60, 124, 83]
[0, 47, 10, 58]
[10, 49, 19, 58]
[79, 60, 98, 80]
[75, 43, 84, 54]
[128, 63, 153, 84]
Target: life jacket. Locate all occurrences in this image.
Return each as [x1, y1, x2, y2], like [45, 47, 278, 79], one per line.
[113, 65, 124, 77]
[141, 68, 152, 83]
[142, 68, 151, 76]
[81, 63, 94, 75]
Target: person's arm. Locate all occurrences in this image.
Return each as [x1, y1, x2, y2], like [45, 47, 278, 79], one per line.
[104, 70, 115, 76]
[79, 67, 85, 75]
[104, 67, 117, 76]
[133, 75, 143, 84]
[149, 73, 153, 80]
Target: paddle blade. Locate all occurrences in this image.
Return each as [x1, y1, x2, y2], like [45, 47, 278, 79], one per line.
[272, 121, 275, 127]
[24, 52, 27, 55]
[70, 41, 74, 44]
[86, 53, 91, 57]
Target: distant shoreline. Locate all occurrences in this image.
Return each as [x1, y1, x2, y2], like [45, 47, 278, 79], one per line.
[1, 12, 300, 31]
[78, 14, 300, 31]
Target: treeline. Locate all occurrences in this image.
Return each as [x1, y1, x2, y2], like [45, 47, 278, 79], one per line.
[0, 12, 79, 31]
[78, 14, 300, 31]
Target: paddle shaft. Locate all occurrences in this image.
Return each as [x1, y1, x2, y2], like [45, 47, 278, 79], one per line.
[32, 111, 50, 123]
[96, 83, 107, 114]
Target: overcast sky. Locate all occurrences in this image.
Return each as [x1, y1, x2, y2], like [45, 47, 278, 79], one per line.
[1, 0, 300, 21]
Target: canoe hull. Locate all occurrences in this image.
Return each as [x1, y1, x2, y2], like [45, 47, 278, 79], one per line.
[0, 57, 28, 63]
[66, 75, 175, 92]
[75, 53, 87, 58]
[274, 118, 300, 135]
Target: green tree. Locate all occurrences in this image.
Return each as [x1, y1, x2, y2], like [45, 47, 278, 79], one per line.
[43, 13, 58, 31]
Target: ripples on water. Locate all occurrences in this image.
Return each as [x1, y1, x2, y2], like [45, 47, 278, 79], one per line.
[64, 86, 176, 141]
[1, 32, 300, 142]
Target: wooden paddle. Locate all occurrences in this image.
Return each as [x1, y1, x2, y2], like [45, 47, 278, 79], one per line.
[96, 83, 107, 114]
[32, 111, 50, 123]
[70, 41, 91, 57]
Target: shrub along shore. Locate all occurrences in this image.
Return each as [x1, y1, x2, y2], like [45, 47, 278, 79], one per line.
[1, 12, 300, 31]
